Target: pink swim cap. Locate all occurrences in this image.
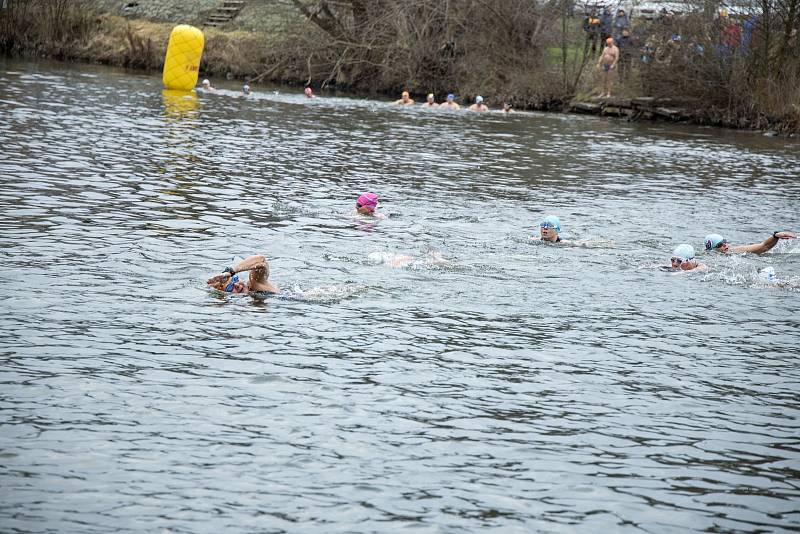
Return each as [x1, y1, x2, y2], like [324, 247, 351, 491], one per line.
[357, 192, 379, 212]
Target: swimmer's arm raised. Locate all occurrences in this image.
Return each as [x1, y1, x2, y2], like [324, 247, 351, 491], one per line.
[228, 254, 268, 273]
[732, 231, 796, 255]
[207, 273, 231, 290]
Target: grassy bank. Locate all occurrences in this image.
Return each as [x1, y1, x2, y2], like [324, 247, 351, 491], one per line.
[0, 0, 305, 82]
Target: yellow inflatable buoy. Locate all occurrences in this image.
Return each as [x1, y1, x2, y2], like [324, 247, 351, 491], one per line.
[162, 25, 204, 91]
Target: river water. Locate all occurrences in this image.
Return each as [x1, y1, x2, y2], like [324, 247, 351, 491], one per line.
[1, 60, 799, 533]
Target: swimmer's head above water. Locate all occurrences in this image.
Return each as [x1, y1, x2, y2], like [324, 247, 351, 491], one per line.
[704, 233, 729, 253]
[539, 215, 561, 242]
[207, 254, 278, 294]
[304, 86, 314, 98]
[242, 84, 250, 95]
[356, 192, 379, 215]
[446, 93, 455, 101]
[671, 244, 700, 270]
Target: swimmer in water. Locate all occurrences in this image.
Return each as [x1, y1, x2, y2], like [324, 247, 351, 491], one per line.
[304, 86, 315, 98]
[440, 93, 460, 110]
[704, 231, 797, 255]
[241, 84, 251, 96]
[536, 215, 563, 243]
[669, 244, 707, 272]
[206, 254, 279, 294]
[393, 91, 415, 105]
[468, 95, 489, 112]
[354, 192, 387, 219]
[502, 103, 514, 113]
[421, 93, 438, 108]
[201, 79, 215, 91]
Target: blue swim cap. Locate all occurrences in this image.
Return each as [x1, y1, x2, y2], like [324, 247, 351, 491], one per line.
[672, 244, 695, 260]
[540, 215, 561, 232]
[704, 233, 727, 250]
[447, 93, 455, 101]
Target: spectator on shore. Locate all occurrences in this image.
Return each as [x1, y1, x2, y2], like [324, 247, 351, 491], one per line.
[583, 10, 602, 54]
[468, 96, 489, 112]
[641, 33, 657, 64]
[659, 33, 683, 64]
[421, 93, 438, 108]
[304, 86, 316, 98]
[741, 15, 758, 55]
[393, 91, 415, 105]
[600, 7, 613, 44]
[657, 8, 674, 27]
[721, 18, 742, 52]
[597, 37, 619, 98]
[440, 93, 460, 110]
[613, 9, 630, 40]
[617, 28, 637, 80]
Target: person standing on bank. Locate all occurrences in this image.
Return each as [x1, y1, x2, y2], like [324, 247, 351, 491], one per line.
[597, 37, 619, 98]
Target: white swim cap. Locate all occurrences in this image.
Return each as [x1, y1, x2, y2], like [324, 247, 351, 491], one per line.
[202, 79, 210, 85]
[476, 95, 484, 103]
[672, 244, 695, 260]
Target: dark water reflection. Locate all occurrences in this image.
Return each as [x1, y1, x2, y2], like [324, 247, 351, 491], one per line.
[1, 60, 799, 533]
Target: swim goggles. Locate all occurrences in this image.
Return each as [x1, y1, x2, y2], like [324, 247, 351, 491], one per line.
[356, 202, 375, 213]
[670, 257, 689, 264]
[224, 274, 239, 292]
[540, 222, 556, 229]
[705, 239, 728, 250]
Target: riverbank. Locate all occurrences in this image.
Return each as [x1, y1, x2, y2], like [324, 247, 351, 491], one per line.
[1, 0, 798, 134]
[0, 2, 296, 81]
[569, 96, 798, 136]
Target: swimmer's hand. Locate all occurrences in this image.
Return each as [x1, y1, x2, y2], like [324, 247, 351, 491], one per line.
[775, 231, 797, 240]
[207, 273, 231, 291]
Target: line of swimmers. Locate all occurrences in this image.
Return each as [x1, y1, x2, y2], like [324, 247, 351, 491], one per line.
[207, 192, 797, 295]
[394, 91, 513, 113]
[200, 78, 509, 112]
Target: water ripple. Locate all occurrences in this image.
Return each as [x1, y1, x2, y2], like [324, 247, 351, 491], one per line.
[1, 59, 799, 533]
